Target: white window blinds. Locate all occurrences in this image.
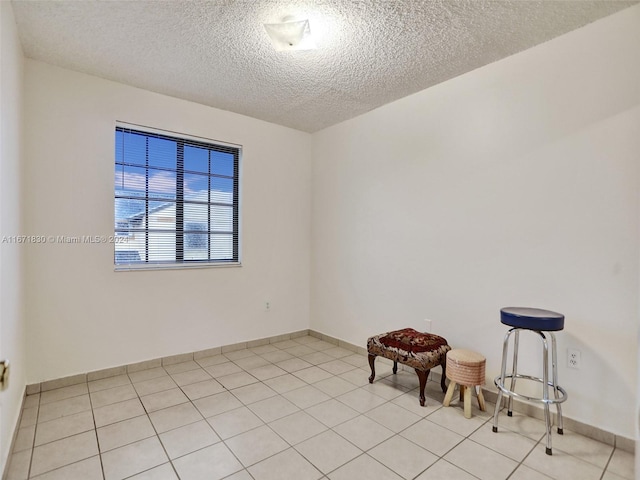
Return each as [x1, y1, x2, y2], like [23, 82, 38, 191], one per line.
[114, 123, 240, 268]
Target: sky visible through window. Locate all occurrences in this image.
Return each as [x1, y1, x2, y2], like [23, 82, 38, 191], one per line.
[114, 130, 235, 200]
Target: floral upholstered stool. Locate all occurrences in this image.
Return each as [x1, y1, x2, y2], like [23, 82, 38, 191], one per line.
[367, 328, 451, 406]
[442, 349, 486, 418]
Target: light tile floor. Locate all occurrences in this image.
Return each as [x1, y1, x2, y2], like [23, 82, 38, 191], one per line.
[6, 335, 635, 480]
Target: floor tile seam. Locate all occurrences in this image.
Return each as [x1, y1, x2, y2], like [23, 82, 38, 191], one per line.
[25, 454, 104, 480]
[234, 424, 326, 473]
[600, 452, 635, 480]
[96, 426, 159, 455]
[26, 394, 45, 479]
[37, 391, 90, 410]
[464, 434, 534, 473]
[213, 369, 260, 384]
[264, 408, 330, 441]
[290, 439, 358, 477]
[333, 383, 390, 408]
[358, 451, 406, 479]
[521, 433, 613, 478]
[328, 414, 397, 453]
[38, 389, 90, 407]
[362, 410, 432, 436]
[208, 416, 267, 443]
[125, 396, 177, 479]
[471, 425, 540, 465]
[88, 376, 133, 394]
[506, 421, 614, 474]
[120, 461, 175, 480]
[31, 421, 97, 449]
[164, 361, 207, 375]
[548, 431, 618, 473]
[398, 422, 465, 460]
[157, 428, 223, 462]
[166, 366, 214, 383]
[126, 371, 167, 386]
[134, 369, 177, 382]
[422, 407, 492, 439]
[442, 442, 506, 480]
[29, 430, 101, 478]
[546, 441, 614, 475]
[506, 436, 551, 480]
[389, 393, 444, 419]
[406, 456, 442, 480]
[227, 387, 279, 407]
[242, 439, 324, 478]
[217, 427, 273, 471]
[204, 403, 260, 426]
[89, 380, 135, 398]
[433, 458, 484, 480]
[87, 384, 109, 480]
[114, 372, 207, 442]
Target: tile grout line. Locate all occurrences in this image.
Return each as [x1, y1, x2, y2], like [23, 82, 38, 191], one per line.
[24, 394, 39, 480]
[129, 365, 174, 480]
[85, 387, 106, 480]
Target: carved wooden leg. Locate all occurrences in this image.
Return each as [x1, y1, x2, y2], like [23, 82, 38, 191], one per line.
[392, 361, 398, 374]
[443, 380, 456, 407]
[440, 359, 447, 393]
[415, 369, 428, 406]
[368, 354, 376, 384]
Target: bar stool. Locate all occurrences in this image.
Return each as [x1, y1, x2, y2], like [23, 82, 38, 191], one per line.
[492, 307, 568, 455]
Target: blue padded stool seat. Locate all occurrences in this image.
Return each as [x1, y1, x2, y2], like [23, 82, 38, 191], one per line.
[500, 307, 564, 331]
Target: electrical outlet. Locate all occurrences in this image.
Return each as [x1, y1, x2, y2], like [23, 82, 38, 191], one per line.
[567, 348, 581, 369]
[424, 319, 432, 332]
[264, 301, 271, 312]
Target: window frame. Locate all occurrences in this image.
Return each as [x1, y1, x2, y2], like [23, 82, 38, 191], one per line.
[114, 122, 242, 271]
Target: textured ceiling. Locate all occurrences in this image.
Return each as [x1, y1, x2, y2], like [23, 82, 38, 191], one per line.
[11, 0, 637, 132]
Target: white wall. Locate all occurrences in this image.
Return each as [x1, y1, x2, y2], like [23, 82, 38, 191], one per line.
[0, 1, 27, 471]
[23, 61, 312, 382]
[312, 5, 640, 439]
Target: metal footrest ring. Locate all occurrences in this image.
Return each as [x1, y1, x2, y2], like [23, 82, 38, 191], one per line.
[494, 373, 567, 406]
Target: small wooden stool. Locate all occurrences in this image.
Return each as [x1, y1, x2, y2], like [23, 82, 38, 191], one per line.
[443, 349, 486, 418]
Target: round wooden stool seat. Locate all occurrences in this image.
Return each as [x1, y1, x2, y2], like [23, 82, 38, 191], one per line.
[443, 349, 486, 418]
[446, 349, 486, 386]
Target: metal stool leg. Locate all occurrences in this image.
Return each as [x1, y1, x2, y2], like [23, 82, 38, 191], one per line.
[507, 329, 520, 416]
[550, 332, 564, 435]
[540, 332, 553, 455]
[493, 328, 514, 433]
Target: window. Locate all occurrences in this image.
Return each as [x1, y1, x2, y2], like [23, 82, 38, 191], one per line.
[114, 123, 240, 269]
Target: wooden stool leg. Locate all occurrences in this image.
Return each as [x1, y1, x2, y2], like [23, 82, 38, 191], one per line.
[443, 380, 456, 407]
[415, 369, 428, 406]
[392, 361, 398, 374]
[463, 386, 472, 419]
[476, 385, 486, 411]
[368, 354, 376, 383]
[440, 360, 447, 393]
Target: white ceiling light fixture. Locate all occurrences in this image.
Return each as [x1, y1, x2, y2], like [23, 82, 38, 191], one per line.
[264, 16, 316, 51]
